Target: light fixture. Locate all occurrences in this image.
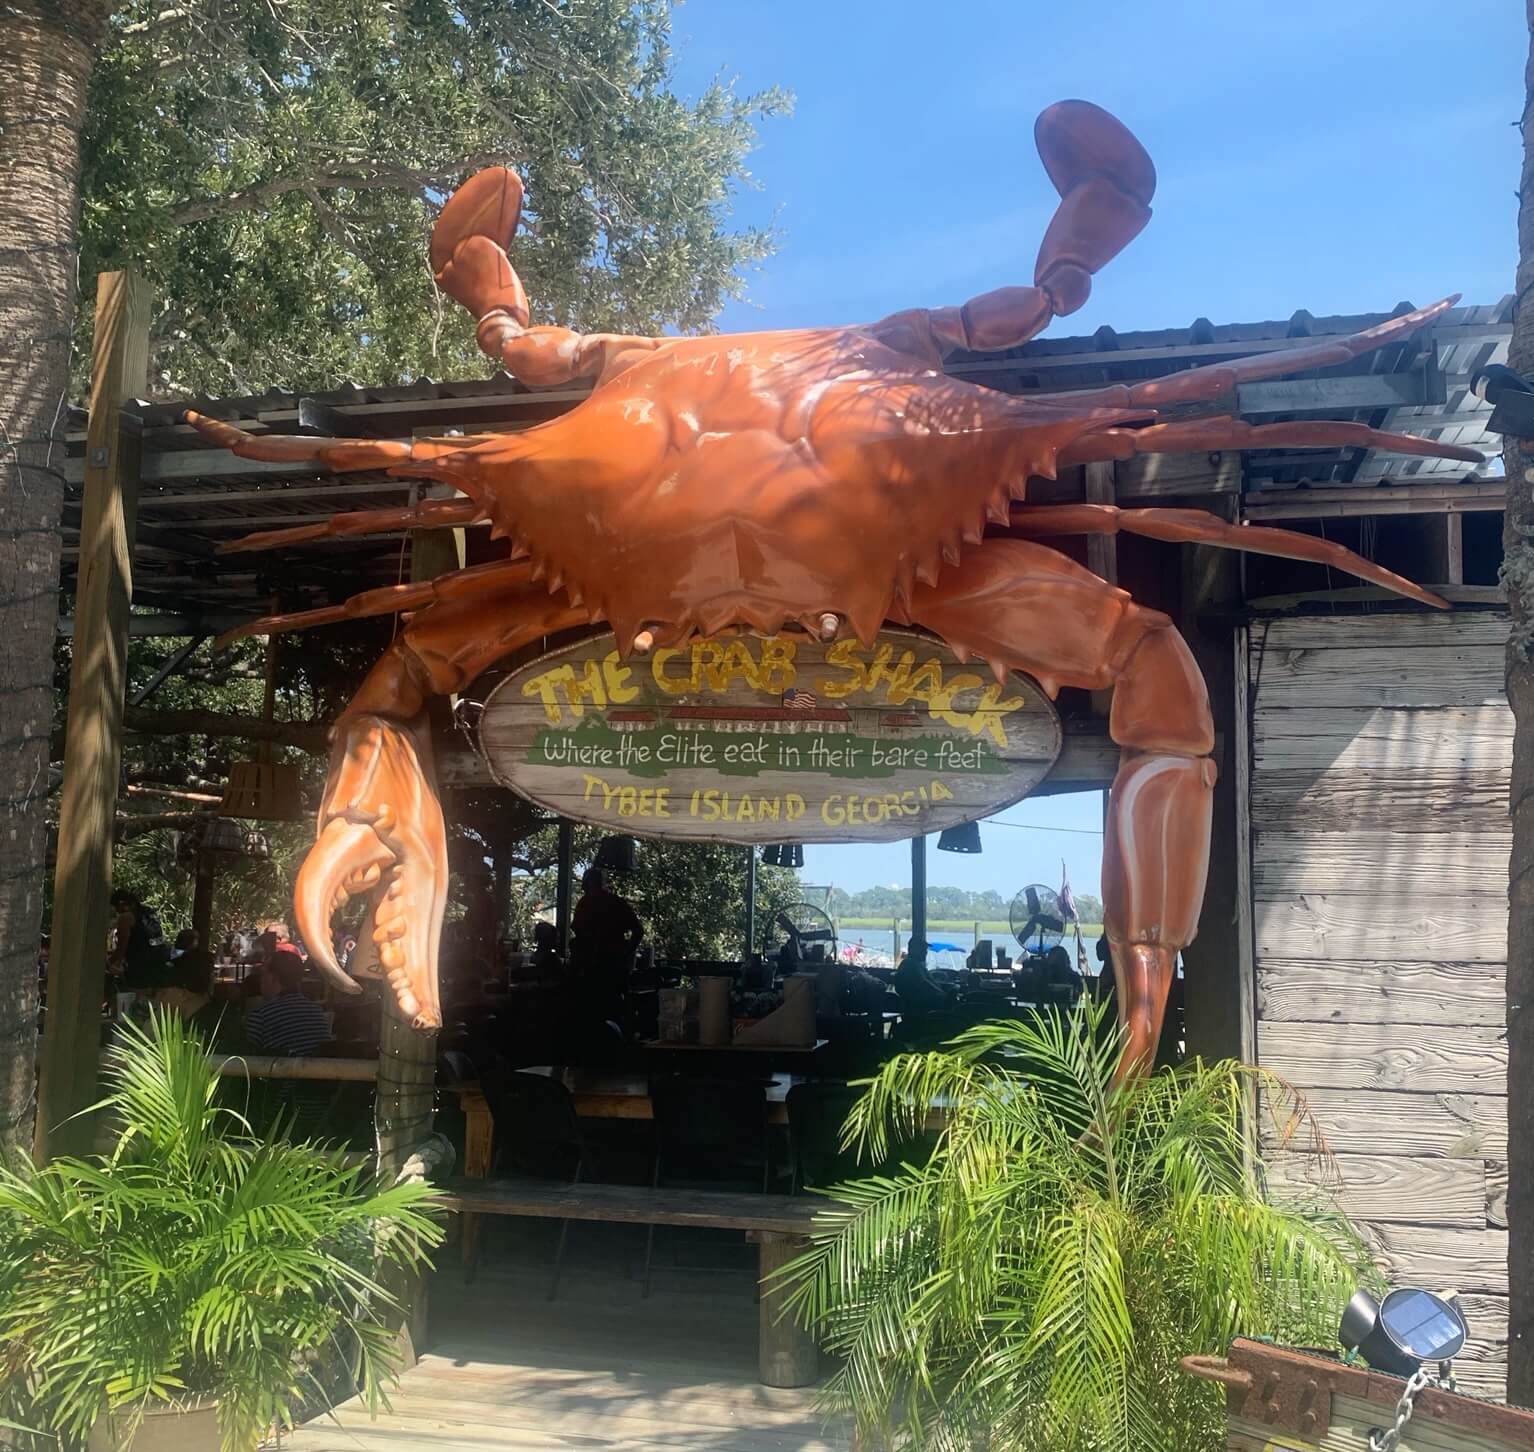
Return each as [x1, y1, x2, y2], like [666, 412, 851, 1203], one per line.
[592, 835, 638, 872]
[762, 844, 804, 868]
[937, 821, 982, 853]
[1339, 1288, 1467, 1376]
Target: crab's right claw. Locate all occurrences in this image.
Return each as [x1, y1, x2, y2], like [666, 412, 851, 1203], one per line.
[294, 716, 447, 1030]
[430, 166, 529, 325]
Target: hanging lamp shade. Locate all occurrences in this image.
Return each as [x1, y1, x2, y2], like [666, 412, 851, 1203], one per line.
[593, 835, 638, 872]
[936, 820, 982, 854]
[762, 843, 805, 868]
[218, 761, 304, 821]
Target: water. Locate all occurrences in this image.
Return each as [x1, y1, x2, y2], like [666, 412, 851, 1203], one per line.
[838, 924, 1104, 968]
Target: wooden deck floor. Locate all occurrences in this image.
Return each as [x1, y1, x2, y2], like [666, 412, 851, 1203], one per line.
[285, 1223, 849, 1452]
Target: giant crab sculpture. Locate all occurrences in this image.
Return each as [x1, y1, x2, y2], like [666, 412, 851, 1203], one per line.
[186, 101, 1480, 1075]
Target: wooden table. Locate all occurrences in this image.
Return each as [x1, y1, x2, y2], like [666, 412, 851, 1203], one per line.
[450, 1067, 805, 1268]
[454, 1067, 803, 1177]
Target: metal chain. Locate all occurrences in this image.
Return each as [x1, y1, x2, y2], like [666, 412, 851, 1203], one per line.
[1369, 1368, 1434, 1452]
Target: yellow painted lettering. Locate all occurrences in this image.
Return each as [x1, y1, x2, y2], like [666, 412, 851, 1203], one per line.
[602, 651, 639, 705]
[652, 648, 694, 695]
[582, 773, 604, 802]
[821, 794, 845, 827]
[522, 664, 576, 724]
[758, 636, 798, 693]
[654, 788, 671, 817]
[785, 794, 806, 822]
[814, 638, 867, 698]
[930, 779, 954, 803]
[758, 796, 780, 822]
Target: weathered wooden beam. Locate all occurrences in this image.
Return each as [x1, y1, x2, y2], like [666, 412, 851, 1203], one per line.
[1238, 370, 1446, 413]
[1243, 480, 1503, 520]
[122, 705, 330, 754]
[37, 271, 152, 1162]
[1084, 461, 1118, 584]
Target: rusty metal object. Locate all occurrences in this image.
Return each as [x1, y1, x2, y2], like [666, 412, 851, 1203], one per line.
[1187, 1339, 1534, 1446]
[183, 100, 1480, 1045]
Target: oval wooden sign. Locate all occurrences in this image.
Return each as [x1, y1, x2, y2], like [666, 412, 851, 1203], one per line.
[476, 629, 1061, 844]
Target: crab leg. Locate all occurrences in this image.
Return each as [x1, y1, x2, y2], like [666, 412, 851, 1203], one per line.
[183, 410, 417, 470]
[1006, 503, 1448, 608]
[219, 497, 485, 554]
[1062, 296, 1459, 410]
[871, 100, 1157, 363]
[296, 570, 588, 1027]
[1057, 414, 1483, 468]
[905, 537, 1212, 1081]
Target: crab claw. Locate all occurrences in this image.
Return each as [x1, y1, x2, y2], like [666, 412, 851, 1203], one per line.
[294, 716, 447, 1030]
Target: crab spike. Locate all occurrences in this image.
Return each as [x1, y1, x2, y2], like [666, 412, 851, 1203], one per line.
[219, 498, 484, 555]
[1056, 414, 1484, 467]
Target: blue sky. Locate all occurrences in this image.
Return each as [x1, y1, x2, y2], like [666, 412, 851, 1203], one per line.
[667, 0, 1524, 895]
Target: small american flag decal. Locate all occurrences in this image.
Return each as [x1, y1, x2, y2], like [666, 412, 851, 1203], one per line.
[782, 689, 818, 711]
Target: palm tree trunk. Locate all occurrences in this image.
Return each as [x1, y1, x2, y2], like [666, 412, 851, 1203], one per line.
[1506, 1, 1534, 1406]
[0, 1, 108, 1158]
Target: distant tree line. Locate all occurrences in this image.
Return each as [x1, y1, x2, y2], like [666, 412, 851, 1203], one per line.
[829, 883, 1104, 925]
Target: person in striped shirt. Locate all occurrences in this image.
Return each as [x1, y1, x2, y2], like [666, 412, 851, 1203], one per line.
[243, 949, 330, 1056]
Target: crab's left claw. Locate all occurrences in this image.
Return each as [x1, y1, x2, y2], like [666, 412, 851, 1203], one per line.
[295, 716, 447, 1029]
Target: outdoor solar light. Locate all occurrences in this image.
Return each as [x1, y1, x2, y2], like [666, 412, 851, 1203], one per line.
[936, 821, 982, 853]
[1338, 1288, 1467, 1377]
[1471, 363, 1534, 440]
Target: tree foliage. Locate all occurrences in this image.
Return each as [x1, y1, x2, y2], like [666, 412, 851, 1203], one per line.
[778, 1000, 1373, 1452]
[80, 0, 788, 395]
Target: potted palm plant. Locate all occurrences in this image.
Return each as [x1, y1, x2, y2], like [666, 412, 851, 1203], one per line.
[0, 1012, 443, 1452]
[776, 997, 1374, 1452]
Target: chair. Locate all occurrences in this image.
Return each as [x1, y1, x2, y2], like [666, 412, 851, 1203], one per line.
[643, 1074, 769, 1297]
[785, 1082, 865, 1193]
[476, 1069, 591, 1298]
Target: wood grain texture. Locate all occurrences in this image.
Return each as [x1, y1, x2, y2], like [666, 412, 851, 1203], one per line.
[1253, 704, 1513, 773]
[37, 271, 152, 1161]
[436, 1178, 840, 1234]
[1264, 1151, 1487, 1227]
[1258, 1022, 1507, 1093]
[1487, 1160, 1508, 1229]
[1363, 1221, 1508, 1295]
[1257, 613, 1509, 652]
[1268, 1087, 1507, 1160]
[1252, 768, 1510, 832]
[1256, 961, 1506, 1027]
[1252, 831, 1512, 899]
[1252, 644, 1505, 709]
[1253, 892, 1506, 963]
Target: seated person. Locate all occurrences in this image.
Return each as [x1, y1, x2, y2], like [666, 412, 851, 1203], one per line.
[893, 938, 949, 1016]
[154, 948, 233, 1047]
[243, 951, 331, 1056]
[1039, 944, 1084, 1005]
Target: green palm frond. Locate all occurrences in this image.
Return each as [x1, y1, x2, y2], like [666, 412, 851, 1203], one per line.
[0, 1009, 444, 1452]
[778, 996, 1373, 1452]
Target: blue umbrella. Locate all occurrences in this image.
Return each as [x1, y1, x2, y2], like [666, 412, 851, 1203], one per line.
[927, 941, 966, 953]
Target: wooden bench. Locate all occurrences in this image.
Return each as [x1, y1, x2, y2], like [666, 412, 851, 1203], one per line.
[435, 1178, 845, 1388]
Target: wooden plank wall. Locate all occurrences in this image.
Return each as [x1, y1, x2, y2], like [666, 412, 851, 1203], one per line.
[1248, 611, 1511, 1399]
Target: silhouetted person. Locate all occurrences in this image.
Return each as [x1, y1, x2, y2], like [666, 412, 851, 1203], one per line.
[571, 868, 643, 1020]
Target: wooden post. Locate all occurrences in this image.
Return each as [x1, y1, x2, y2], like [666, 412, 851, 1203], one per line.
[35, 271, 150, 1162]
[190, 855, 216, 947]
[1177, 510, 1245, 1064]
[1086, 461, 1119, 720]
[753, 1232, 818, 1387]
[373, 523, 461, 1360]
[555, 818, 575, 957]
